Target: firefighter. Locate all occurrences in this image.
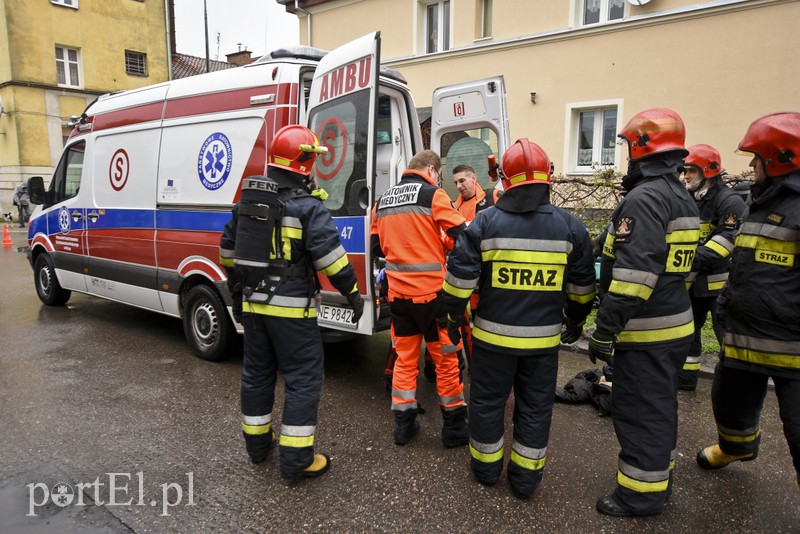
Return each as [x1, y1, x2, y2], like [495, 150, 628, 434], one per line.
[679, 144, 746, 390]
[219, 125, 363, 481]
[696, 112, 800, 493]
[370, 150, 468, 447]
[443, 139, 596, 499]
[590, 108, 700, 516]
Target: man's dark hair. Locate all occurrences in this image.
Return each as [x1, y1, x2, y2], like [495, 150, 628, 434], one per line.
[452, 164, 475, 176]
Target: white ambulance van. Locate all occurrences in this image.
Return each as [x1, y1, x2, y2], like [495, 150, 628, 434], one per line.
[26, 32, 509, 361]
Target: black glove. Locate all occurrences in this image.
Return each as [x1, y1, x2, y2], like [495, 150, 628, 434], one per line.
[230, 282, 243, 324]
[443, 314, 464, 354]
[346, 291, 364, 324]
[561, 316, 584, 344]
[588, 330, 615, 366]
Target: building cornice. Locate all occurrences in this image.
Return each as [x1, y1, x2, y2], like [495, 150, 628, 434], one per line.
[384, 0, 795, 68]
[0, 80, 106, 96]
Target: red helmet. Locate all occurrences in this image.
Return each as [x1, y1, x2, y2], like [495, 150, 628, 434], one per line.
[268, 125, 327, 176]
[500, 138, 552, 192]
[737, 112, 800, 177]
[618, 108, 688, 161]
[685, 144, 724, 179]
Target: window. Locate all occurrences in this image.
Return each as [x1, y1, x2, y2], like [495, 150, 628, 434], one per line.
[426, 1, 450, 54]
[50, 141, 85, 205]
[574, 107, 618, 169]
[439, 127, 499, 200]
[583, 0, 624, 25]
[479, 0, 492, 39]
[125, 50, 148, 77]
[307, 89, 370, 216]
[55, 46, 81, 87]
[51, 0, 78, 8]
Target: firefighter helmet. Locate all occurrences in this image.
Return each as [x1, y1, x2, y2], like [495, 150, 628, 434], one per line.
[737, 112, 800, 177]
[685, 144, 724, 179]
[500, 138, 552, 192]
[268, 125, 328, 176]
[618, 108, 688, 161]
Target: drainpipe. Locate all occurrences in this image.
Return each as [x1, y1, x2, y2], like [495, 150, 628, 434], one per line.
[294, 0, 312, 46]
[164, 0, 173, 80]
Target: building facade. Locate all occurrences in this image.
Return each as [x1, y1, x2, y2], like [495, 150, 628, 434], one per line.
[278, 0, 800, 178]
[0, 0, 171, 212]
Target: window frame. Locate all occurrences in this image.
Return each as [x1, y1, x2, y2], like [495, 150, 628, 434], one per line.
[51, 0, 78, 8]
[564, 99, 624, 176]
[55, 45, 82, 88]
[423, 0, 451, 54]
[124, 50, 148, 77]
[479, 0, 492, 39]
[580, 0, 625, 26]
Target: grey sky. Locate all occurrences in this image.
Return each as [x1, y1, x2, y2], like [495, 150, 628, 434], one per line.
[172, 0, 299, 61]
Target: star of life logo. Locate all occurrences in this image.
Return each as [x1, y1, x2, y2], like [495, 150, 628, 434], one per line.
[58, 206, 71, 234]
[197, 132, 233, 190]
[27, 472, 194, 517]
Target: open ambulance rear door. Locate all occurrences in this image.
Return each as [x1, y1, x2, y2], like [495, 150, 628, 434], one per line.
[305, 32, 381, 337]
[430, 76, 510, 201]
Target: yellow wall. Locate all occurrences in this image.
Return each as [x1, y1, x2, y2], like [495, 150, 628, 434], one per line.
[7, 0, 168, 90]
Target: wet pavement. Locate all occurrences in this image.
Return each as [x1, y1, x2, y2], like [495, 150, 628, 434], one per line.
[1, 226, 798, 533]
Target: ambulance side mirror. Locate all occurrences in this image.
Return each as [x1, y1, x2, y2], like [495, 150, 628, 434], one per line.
[28, 176, 46, 206]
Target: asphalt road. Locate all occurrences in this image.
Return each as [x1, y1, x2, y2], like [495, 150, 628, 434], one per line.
[1, 226, 798, 533]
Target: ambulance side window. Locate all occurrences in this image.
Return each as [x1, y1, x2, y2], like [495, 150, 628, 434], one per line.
[308, 89, 369, 217]
[50, 141, 85, 204]
[298, 69, 314, 122]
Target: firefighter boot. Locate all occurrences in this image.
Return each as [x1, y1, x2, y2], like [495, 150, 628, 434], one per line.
[282, 453, 331, 482]
[696, 444, 757, 470]
[394, 409, 420, 446]
[441, 406, 469, 448]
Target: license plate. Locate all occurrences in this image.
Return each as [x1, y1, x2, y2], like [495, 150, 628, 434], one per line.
[317, 304, 355, 328]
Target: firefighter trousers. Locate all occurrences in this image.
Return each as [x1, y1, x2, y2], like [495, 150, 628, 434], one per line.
[388, 293, 465, 414]
[611, 340, 690, 514]
[468, 345, 558, 496]
[681, 295, 723, 386]
[711, 361, 800, 481]
[241, 313, 324, 476]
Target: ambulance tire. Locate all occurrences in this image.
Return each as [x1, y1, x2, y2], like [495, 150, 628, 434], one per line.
[183, 284, 232, 361]
[34, 253, 71, 306]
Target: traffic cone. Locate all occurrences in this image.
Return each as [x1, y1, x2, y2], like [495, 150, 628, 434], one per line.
[2, 224, 13, 247]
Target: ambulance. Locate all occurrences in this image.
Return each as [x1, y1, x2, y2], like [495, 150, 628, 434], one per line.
[26, 32, 509, 361]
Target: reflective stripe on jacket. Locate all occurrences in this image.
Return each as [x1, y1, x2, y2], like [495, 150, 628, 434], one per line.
[597, 173, 700, 347]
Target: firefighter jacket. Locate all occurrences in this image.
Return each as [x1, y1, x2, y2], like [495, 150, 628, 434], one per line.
[721, 170, 800, 379]
[219, 169, 358, 318]
[688, 178, 747, 297]
[370, 170, 466, 298]
[454, 186, 499, 223]
[596, 159, 700, 348]
[443, 185, 596, 353]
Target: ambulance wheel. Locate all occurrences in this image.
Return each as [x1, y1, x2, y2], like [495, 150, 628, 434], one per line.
[34, 254, 71, 306]
[183, 284, 231, 361]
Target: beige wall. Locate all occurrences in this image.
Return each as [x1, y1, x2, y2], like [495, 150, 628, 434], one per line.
[296, 0, 800, 177]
